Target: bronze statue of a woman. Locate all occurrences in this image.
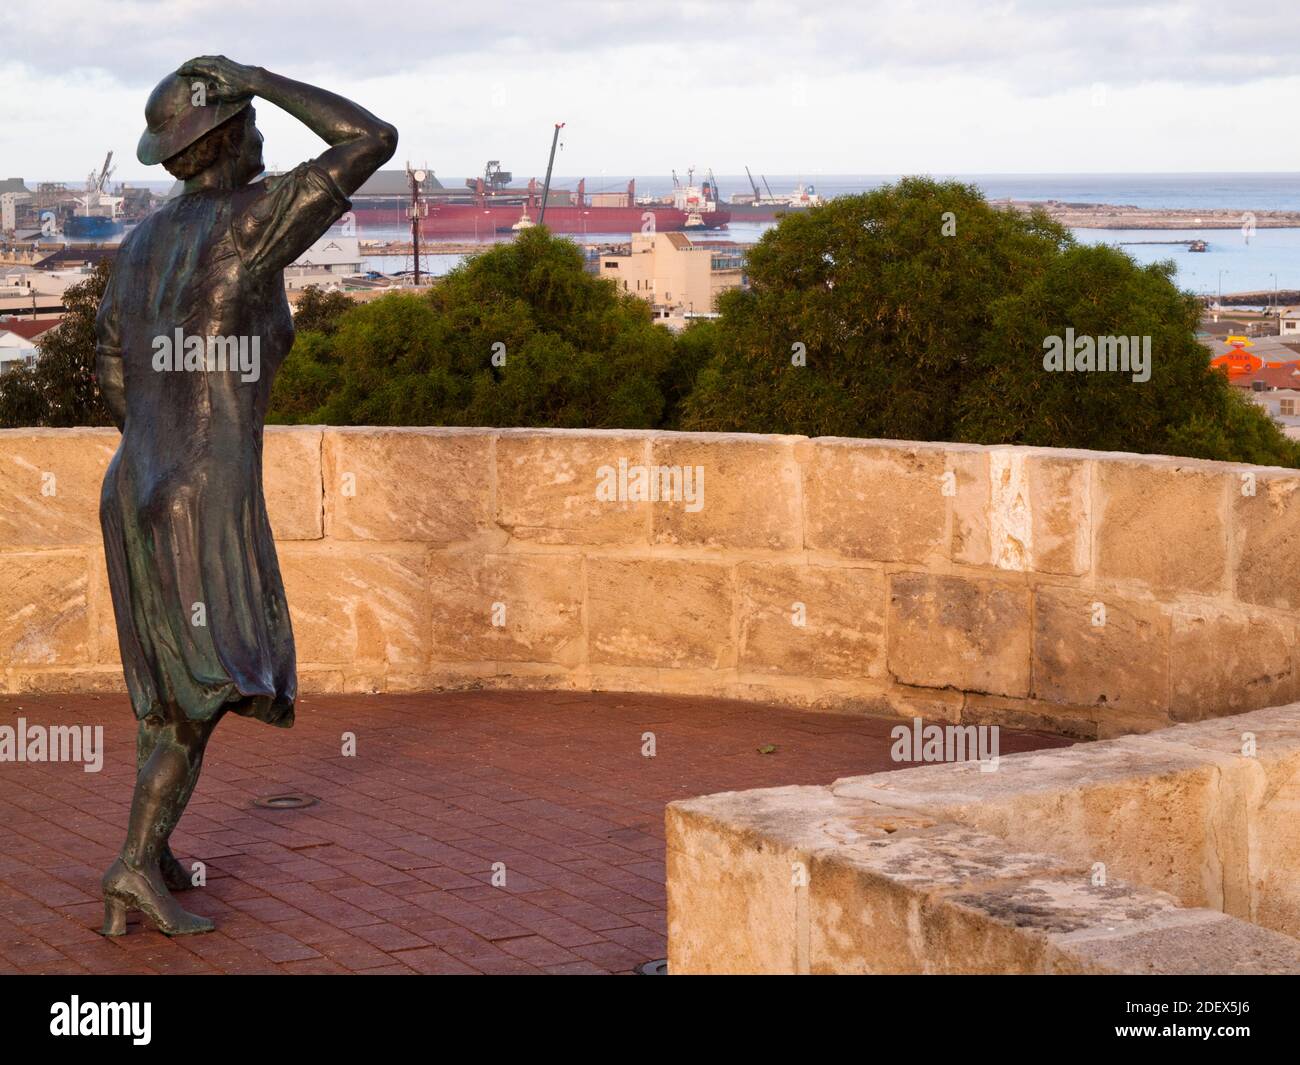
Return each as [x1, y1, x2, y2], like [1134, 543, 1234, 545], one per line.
[95, 57, 395, 935]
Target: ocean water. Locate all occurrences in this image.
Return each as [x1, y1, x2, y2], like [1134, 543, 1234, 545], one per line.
[1073, 228, 1300, 298]
[563, 173, 1300, 212]
[365, 221, 1300, 294]
[50, 172, 1300, 211]
[365, 174, 1300, 290]
[55, 173, 1300, 290]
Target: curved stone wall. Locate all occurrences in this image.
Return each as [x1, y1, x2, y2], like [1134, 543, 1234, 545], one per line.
[2, 426, 1297, 737]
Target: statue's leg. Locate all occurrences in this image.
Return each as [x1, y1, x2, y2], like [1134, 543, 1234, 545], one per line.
[136, 717, 192, 891]
[135, 717, 195, 889]
[103, 713, 223, 936]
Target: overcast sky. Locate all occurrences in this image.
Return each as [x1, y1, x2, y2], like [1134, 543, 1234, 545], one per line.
[4, 0, 1296, 184]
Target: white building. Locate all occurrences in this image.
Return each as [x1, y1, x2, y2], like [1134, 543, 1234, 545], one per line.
[0, 318, 57, 373]
[0, 267, 91, 316]
[284, 235, 367, 291]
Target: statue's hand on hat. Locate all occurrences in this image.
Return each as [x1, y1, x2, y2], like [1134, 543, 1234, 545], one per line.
[177, 55, 261, 104]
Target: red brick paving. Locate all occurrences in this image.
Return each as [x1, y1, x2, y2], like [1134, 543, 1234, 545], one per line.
[0, 690, 1072, 974]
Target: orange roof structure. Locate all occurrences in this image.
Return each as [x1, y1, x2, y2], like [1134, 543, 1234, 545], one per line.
[1209, 336, 1296, 379]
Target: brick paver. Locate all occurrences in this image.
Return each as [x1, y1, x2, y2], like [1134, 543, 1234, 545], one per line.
[0, 691, 1071, 974]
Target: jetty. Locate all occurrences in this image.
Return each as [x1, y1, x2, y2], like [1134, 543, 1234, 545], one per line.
[996, 201, 1300, 231]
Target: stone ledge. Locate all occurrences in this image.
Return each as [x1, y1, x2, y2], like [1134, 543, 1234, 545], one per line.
[667, 704, 1300, 973]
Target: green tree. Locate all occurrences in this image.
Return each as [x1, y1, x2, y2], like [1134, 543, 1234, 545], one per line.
[0, 260, 113, 427]
[954, 243, 1300, 464]
[681, 178, 1072, 439]
[266, 329, 342, 424]
[271, 227, 685, 429]
[681, 177, 1299, 466]
[292, 285, 356, 335]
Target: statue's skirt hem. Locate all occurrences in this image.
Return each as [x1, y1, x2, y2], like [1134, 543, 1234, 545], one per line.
[130, 681, 296, 729]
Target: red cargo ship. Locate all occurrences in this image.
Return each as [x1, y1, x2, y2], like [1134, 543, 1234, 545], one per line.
[350, 167, 730, 236]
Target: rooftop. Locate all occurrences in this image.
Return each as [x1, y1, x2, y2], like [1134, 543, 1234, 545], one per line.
[352, 170, 446, 197]
[0, 318, 58, 340]
[1237, 364, 1300, 390]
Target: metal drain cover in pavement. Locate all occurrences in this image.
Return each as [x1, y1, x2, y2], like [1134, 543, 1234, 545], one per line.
[252, 793, 317, 810]
[635, 959, 668, 975]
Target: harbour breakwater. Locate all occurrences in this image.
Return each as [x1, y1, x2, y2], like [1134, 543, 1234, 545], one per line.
[1002, 201, 1300, 230]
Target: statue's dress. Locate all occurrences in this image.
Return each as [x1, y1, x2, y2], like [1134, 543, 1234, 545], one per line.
[96, 163, 350, 726]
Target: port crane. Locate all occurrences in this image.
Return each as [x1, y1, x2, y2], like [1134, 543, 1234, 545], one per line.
[78, 151, 121, 218]
[537, 122, 565, 226]
[88, 151, 115, 195]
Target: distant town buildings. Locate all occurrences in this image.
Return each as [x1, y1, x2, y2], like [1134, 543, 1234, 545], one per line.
[284, 234, 370, 291]
[1239, 364, 1300, 438]
[1208, 325, 1300, 439]
[0, 318, 57, 374]
[0, 261, 98, 316]
[599, 231, 745, 328]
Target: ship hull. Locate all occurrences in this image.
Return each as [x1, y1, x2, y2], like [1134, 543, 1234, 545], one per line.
[62, 215, 124, 239]
[351, 203, 730, 235]
[725, 203, 813, 222]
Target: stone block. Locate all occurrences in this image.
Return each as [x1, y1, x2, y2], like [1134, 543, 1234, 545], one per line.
[947, 448, 992, 567]
[587, 558, 733, 669]
[833, 739, 1230, 911]
[737, 562, 885, 679]
[0, 428, 117, 547]
[264, 426, 323, 540]
[1024, 452, 1090, 576]
[1032, 585, 1169, 720]
[1095, 458, 1228, 595]
[801, 439, 947, 563]
[0, 551, 89, 665]
[495, 430, 653, 546]
[651, 434, 802, 552]
[1233, 471, 1300, 610]
[323, 427, 493, 542]
[1170, 606, 1293, 721]
[429, 552, 584, 664]
[280, 544, 429, 667]
[887, 572, 1030, 697]
[88, 545, 120, 666]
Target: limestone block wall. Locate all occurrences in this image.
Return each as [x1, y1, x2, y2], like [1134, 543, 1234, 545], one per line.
[666, 704, 1300, 974]
[1, 425, 1297, 736]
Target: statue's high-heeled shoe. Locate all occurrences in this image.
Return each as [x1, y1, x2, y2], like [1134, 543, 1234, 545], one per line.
[100, 858, 215, 936]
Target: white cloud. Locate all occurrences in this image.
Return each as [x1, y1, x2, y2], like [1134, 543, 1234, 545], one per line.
[3, 0, 1296, 181]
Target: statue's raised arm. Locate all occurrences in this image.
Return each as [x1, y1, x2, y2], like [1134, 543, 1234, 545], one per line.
[173, 56, 397, 197]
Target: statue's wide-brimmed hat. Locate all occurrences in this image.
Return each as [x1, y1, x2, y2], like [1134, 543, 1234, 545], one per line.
[137, 73, 250, 167]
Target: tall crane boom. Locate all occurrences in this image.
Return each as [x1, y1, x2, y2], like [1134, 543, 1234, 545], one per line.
[538, 122, 565, 226]
[97, 151, 115, 192]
